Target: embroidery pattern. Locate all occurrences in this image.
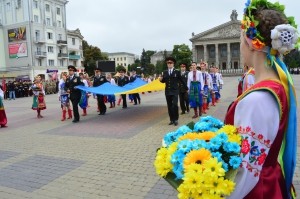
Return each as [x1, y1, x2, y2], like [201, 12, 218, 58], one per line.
[239, 126, 271, 177]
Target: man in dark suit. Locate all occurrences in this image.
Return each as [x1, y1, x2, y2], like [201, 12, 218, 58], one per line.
[159, 57, 188, 126]
[129, 70, 141, 105]
[116, 68, 129, 108]
[65, 65, 84, 123]
[93, 67, 108, 115]
[179, 63, 189, 114]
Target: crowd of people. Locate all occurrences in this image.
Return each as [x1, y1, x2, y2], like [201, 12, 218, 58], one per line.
[159, 57, 224, 126]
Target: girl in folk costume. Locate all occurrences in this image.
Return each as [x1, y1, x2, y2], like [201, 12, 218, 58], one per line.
[0, 86, 7, 127]
[237, 65, 251, 97]
[79, 73, 88, 116]
[187, 62, 204, 118]
[209, 66, 221, 105]
[200, 62, 211, 114]
[106, 73, 116, 108]
[31, 75, 46, 118]
[225, 0, 298, 198]
[58, 72, 72, 121]
[215, 67, 224, 101]
[243, 66, 255, 92]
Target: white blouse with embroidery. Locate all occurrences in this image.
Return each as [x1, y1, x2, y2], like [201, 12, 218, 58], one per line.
[187, 70, 204, 91]
[243, 74, 255, 92]
[228, 91, 280, 199]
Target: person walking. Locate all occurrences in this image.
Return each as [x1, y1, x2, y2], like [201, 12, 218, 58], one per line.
[64, 65, 84, 123]
[93, 67, 108, 115]
[58, 72, 72, 121]
[178, 63, 189, 114]
[116, 68, 129, 109]
[159, 57, 188, 126]
[31, 75, 46, 118]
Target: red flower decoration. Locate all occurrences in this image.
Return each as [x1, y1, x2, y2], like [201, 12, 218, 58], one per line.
[260, 148, 266, 153]
[257, 153, 267, 165]
[241, 139, 251, 154]
[264, 140, 271, 145]
[246, 127, 251, 132]
[250, 22, 255, 27]
[257, 134, 263, 140]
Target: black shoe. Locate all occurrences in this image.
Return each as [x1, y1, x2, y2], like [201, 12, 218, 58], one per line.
[174, 121, 178, 126]
[168, 121, 174, 125]
[122, 106, 127, 109]
[187, 109, 190, 113]
[98, 112, 106, 115]
[133, 103, 137, 105]
[180, 111, 185, 115]
[72, 119, 79, 123]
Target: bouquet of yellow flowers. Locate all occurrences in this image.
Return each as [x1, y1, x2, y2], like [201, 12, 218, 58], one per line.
[154, 116, 242, 199]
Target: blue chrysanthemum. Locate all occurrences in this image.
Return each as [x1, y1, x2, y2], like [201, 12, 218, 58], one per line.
[246, 27, 257, 39]
[216, 133, 228, 143]
[173, 164, 184, 179]
[163, 132, 176, 146]
[177, 140, 192, 153]
[176, 125, 192, 135]
[192, 140, 209, 150]
[171, 150, 185, 164]
[229, 156, 242, 169]
[193, 122, 211, 132]
[221, 160, 229, 172]
[212, 152, 223, 162]
[208, 136, 222, 151]
[223, 142, 241, 153]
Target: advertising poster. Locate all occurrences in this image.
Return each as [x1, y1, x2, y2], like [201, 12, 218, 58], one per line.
[9, 43, 28, 58]
[7, 27, 26, 42]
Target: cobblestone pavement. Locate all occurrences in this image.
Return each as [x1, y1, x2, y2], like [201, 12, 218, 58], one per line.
[0, 76, 299, 199]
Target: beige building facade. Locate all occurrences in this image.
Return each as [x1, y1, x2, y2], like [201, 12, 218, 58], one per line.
[190, 10, 243, 70]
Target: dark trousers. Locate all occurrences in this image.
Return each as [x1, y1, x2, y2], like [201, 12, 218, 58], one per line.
[97, 94, 106, 113]
[71, 97, 80, 121]
[121, 94, 127, 108]
[179, 92, 189, 113]
[133, 93, 140, 104]
[166, 94, 179, 122]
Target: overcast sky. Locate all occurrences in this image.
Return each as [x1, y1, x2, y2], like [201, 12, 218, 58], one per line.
[66, 0, 300, 56]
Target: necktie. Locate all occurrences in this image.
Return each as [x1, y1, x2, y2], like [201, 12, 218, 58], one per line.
[169, 70, 172, 75]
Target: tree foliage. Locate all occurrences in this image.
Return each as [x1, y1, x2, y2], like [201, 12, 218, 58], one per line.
[171, 44, 192, 69]
[284, 49, 300, 69]
[82, 40, 108, 76]
[140, 49, 156, 75]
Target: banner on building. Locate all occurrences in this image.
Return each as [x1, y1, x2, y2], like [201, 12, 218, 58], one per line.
[7, 27, 27, 42]
[8, 43, 28, 58]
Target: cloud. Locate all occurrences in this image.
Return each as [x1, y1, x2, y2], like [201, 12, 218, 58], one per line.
[66, 0, 300, 55]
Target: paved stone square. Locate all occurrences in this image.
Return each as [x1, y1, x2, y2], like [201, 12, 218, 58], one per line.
[0, 76, 299, 199]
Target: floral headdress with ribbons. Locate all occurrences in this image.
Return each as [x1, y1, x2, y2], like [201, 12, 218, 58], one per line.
[242, 0, 300, 54]
[242, 1, 298, 199]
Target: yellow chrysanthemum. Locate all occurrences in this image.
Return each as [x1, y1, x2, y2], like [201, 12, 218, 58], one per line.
[178, 132, 216, 141]
[217, 125, 237, 136]
[185, 163, 203, 174]
[205, 177, 226, 195]
[202, 157, 225, 178]
[220, 179, 236, 196]
[228, 133, 242, 145]
[154, 148, 173, 177]
[182, 171, 204, 191]
[184, 149, 212, 169]
[168, 142, 178, 154]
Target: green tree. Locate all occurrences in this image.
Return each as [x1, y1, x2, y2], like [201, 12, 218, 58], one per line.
[155, 50, 169, 74]
[171, 44, 192, 69]
[82, 40, 108, 76]
[284, 49, 300, 69]
[140, 49, 156, 75]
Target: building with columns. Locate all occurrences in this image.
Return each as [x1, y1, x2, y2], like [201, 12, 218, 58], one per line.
[190, 10, 242, 70]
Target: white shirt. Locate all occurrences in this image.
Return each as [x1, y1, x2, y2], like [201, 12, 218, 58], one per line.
[187, 70, 204, 91]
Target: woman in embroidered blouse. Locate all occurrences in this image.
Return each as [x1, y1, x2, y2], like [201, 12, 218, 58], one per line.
[187, 62, 204, 119]
[31, 75, 46, 118]
[225, 1, 298, 199]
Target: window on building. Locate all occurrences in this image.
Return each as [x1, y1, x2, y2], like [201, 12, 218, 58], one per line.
[232, 43, 240, 57]
[72, 38, 75, 45]
[209, 46, 215, 58]
[38, 59, 42, 66]
[48, 59, 54, 66]
[47, 46, 53, 53]
[17, 0, 21, 8]
[124, 57, 126, 61]
[58, 34, 62, 40]
[113, 58, 115, 61]
[6, 2, 11, 11]
[120, 57, 122, 61]
[34, 15, 39, 23]
[56, 7, 60, 15]
[60, 60, 64, 67]
[33, 0, 38, 9]
[57, 20, 61, 27]
[124, 63, 126, 66]
[46, 18, 50, 26]
[220, 46, 227, 57]
[47, 32, 53, 40]
[45, 4, 50, 12]
[117, 58, 119, 61]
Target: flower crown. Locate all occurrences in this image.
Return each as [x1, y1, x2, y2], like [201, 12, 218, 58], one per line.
[241, 0, 300, 54]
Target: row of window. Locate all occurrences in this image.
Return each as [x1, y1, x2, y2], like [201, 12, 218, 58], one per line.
[33, 1, 61, 15]
[208, 46, 240, 58]
[109, 57, 127, 61]
[36, 59, 65, 67]
[33, 15, 63, 28]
